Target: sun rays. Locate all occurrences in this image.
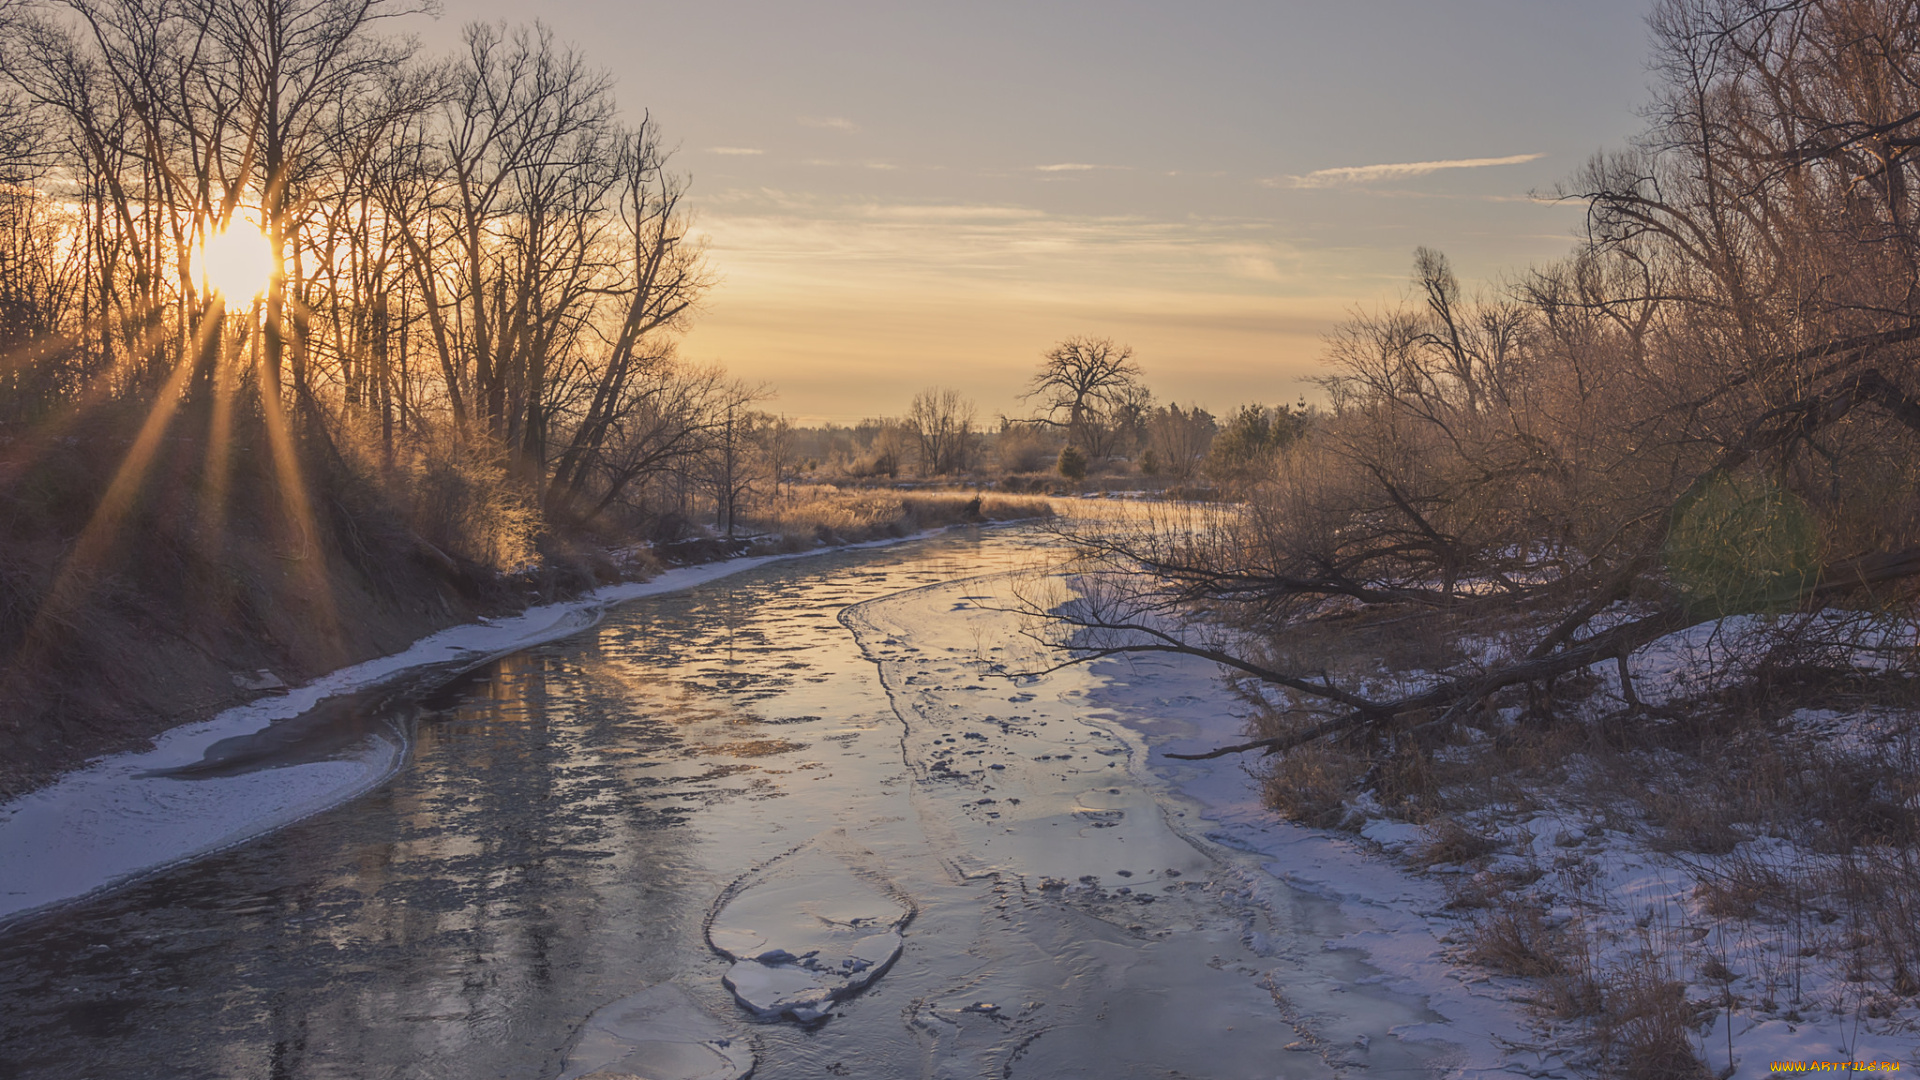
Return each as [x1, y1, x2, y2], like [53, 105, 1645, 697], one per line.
[16, 272, 346, 676]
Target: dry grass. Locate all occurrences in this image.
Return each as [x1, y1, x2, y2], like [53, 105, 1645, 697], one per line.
[1462, 898, 1708, 1074]
[1644, 789, 1747, 856]
[1260, 739, 1367, 829]
[0, 408, 560, 800]
[1466, 902, 1571, 977]
[1593, 948, 1710, 1080]
[1444, 864, 1546, 910]
[1692, 851, 1796, 919]
[746, 488, 1052, 548]
[1838, 848, 1920, 996]
[1413, 817, 1504, 867]
[396, 435, 543, 571]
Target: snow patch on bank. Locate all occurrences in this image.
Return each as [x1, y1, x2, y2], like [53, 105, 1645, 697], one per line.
[0, 537, 936, 927]
[1087, 643, 1920, 1078]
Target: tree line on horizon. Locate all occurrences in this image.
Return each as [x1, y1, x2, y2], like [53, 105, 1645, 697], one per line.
[784, 337, 1311, 491]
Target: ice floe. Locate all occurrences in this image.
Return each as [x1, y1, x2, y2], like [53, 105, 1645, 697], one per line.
[707, 849, 911, 1023]
[556, 982, 752, 1080]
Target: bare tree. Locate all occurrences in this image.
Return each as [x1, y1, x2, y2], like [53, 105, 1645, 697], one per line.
[906, 386, 976, 475]
[850, 417, 910, 479]
[754, 412, 796, 496]
[1030, 200, 1920, 767]
[1023, 336, 1144, 459]
[191, 0, 434, 398]
[543, 118, 709, 511]
[574, 365, 760, 522]
[0, 1, 721, 526]
[1142, 402, 1215, 481]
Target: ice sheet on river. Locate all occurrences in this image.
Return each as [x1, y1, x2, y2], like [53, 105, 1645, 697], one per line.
[707, 847, 911, 1023]
[0, 552, 850, 925]
[836, 572, 1451, 1078]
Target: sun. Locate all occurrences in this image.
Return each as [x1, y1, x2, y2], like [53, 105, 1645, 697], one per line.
[198, 222, 275, 301]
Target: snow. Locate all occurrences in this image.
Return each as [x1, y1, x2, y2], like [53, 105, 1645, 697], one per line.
[1086, 648, 1577, 1079]
[1479, 802, 1920, 1076]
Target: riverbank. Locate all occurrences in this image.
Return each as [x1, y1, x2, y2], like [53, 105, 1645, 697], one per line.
[1201, 606, 1920, 1078]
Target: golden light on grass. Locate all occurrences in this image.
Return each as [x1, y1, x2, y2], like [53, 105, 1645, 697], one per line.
[198, 222, 275, 300]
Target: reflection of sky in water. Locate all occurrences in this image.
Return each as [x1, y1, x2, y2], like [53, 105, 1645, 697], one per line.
[0, 528, 1439, 1080]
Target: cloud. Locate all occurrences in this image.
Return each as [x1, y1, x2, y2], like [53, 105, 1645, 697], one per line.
[859, 203, 1046, 221]
[1273, 153, 1545, 189]
[800, 115, 859, 132]
[1035, 163, 1099, 172]
[707, 147, 765, 156]
[801, 158, 898, 170]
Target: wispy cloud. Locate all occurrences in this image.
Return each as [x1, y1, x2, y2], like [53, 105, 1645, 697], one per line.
[859, 203, 1045, 221]
[707, 146, 765, 156]
[690, 193, 1316, 297]
[1036, 162, 1099, 172]
[1272, 153, 1545, 189]
[678, 192, 1383, 418]
[800, 115, 859, 132]
[802, 158, 899, 170]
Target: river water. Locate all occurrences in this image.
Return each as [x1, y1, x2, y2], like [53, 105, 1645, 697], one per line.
[0, 525, 1444, 1079]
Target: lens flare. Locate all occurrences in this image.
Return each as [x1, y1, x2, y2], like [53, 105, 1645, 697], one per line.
[198, 223, 274, 300]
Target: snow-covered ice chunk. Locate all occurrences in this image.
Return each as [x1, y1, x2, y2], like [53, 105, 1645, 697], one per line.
[720, 961, 837, 1024]
[707, 850, 910, 1023]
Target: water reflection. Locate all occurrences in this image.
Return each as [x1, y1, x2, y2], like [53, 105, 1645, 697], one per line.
[0, 539, 975, 1079]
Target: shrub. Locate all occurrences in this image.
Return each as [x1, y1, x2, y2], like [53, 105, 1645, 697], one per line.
[406, 438, 541, 571]
[1467, 903, 1570, 977]
[994, 424, 1057, 473]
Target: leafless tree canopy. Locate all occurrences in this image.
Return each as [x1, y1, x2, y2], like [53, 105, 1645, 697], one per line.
[1023, 336, 1148, 460]
[1035, 0, 1920, 764]
[906, 386, 976, 476]
[0, 0, 723, 527]
[1141, 402, 1215, 482]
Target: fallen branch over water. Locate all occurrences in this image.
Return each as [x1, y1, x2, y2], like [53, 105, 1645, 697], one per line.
[1035, 541, 1920, 761]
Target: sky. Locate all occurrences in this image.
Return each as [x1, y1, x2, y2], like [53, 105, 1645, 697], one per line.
[423, 1, 1658, 425]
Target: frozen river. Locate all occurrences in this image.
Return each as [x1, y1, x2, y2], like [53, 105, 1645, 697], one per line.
[0, 525, 1447, 1079]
